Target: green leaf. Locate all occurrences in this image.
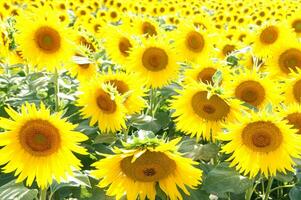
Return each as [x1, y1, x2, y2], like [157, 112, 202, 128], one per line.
[289, 186, 301, 200]
[0, 180, 38, 200]
[94, 134, 116, 144]
[194, 143, 219, 162]
[202, 162, 252, 197]
[275, 171, 295, 182]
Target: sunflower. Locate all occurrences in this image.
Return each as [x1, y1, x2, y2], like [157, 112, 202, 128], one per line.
[266, 41, 301, 75]
[68, 55, 98, 82]
[131, 16, 161, 38]
[170, 82, 242, 141]
[279, 103, 301, 134]
[0, 103, 88, 189]
[287, 10, 301, 37]
[183, 59, 229, 85]
[219, 110, 301, 177]
[77, 78, 127, 133]
[102, 24, 134, 67]
[15, 7, 76, 71]
[128, 36, 179, 88]
[224, 69, 281, 108]
[215, 34, 243, 60]
[99, 70, 146, 115]
[250, 21, 296, 58]
[174, 22, 216, 62]
[91, 138, 202, 200]
[282, 68, 301, 104]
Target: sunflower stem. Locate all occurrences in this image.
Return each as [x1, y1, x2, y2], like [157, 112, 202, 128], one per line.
[53, 68, 60, 112]
[39, 188, 47, 200]
[245, 178, 256, 200]
[263, 177, 273, 200]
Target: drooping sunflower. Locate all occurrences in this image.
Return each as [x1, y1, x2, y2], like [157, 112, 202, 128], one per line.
[266, 41, 301, 75]
[77, 78, 127, 133]
[99, 70, 147, 115]
[0, 103, 88, 189]
[15, 7, 76, 71]
[128, 36, 179, 88]
[170, 82, 243, 141]
[219, 110, 301, 177]
[91, 137, 202, 200]
[102, 24, 134, 67]
[250, 21, 296, 58]
[224, 69, 281, 109]
[282, 68, 301, 104]
[174, 22, 216, 62]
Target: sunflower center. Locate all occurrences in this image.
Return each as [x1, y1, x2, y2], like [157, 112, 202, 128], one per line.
[78, 63, 90, 69]
[222, 45, 235, 56]
[278, 48, 301, 74]
[292, 20, 301, 33]
[142, 47, 168, 71]
[293, 80, 301, 102]
[19, 120, 60, 156]
[186, 31, 205, 52]
[197, 67, 217, 84]
[286, 112, 301, 134]
[142, 22, 157, 36]
[242, 121, 282, 152]
[260, 26, 279, 44]
[96, 92, 117, 113]
[191, 91, 230, 121]
[119, 37, 132, 57]
[35, 26, 61, 53]
[235, 80, 265, 107]
[120, 151, 176, 182]
[107, 80, 129, 94]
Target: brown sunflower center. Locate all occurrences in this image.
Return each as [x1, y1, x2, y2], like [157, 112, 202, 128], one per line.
[119, 37, 132, 57]
[292, 20, 301, 33]
[286, 112, 301, 134]
[242, 121, 282, 152]
[191, 91, 230, 121]
[278, 48, 301, 74]
[235, 80, 265, 107]
[142, 22, 157, 36]
[120, 151, 176, 182]
[19, 120, 60, 156]
[35, 26, 61, 53]
[222, 44, 235, 56]
[96, 92, 117, 113]
[186, 31, 205, 52]
[142, 47, 168, 71]
[107, 80, 129, 94]
[260, 26, 279, 44]
[78, 63, 90, 69]
[197, 67, 217, 84]
[293, 80, 301, 102]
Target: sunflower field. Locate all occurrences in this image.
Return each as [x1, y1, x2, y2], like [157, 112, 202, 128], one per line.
[2, 0, 301, 200]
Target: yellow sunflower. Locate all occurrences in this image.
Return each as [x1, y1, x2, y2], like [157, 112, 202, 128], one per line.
[174, 21, 216, 62]
[15, 7, 76, 71]
[219, 110, 301, 178]
[183, 59, 229, 86]
[131, 16, 161, 37]
[102, 24, 135, 67]
[279, 103, 301, 135]
[99, 70, 147, 115]
[224, 69, 282, 109]
[128, 36, 179, 88]
[91, 138, 202, 200]
[266, 41, 301, 75]
[250, 21, 296, 58]
[170, 82, 243, 141]
[282, 68, 301, 104]
[287, 10, 301, 37]
[0, 103, 88, 189]
[68, 55, 98, 82]
[77, 78, 127, 133]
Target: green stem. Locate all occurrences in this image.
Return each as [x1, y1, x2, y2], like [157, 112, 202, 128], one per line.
[39, 188, 47, 200]
[245, 179, 256, 200]
[269, 184, 294, 194]
[123, 128, 129, 142]
[53, 69, 60, 112]
[263, 177, 273, 200]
